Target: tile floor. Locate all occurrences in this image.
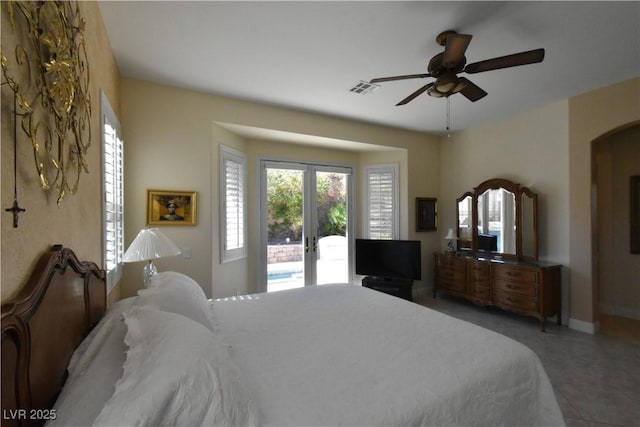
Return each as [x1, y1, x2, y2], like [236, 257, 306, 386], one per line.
[416, 294, 640, 427]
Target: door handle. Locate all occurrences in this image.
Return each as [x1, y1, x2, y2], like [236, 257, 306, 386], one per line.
[305, 237, 309, 253]
[313, 236, 317, 252]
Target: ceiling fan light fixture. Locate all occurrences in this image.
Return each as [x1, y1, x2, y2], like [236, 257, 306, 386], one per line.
[428, 73, 466, 97]
[427, 86, 445, 98]
[434, 74, 457, 93]
[452, 79, 467, 93]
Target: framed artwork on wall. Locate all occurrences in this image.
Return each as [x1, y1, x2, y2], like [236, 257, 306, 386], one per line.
[147, 190, 197, 226]
[416, 197, 437, 232]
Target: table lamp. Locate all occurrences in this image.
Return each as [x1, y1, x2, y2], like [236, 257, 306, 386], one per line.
[123, 228, 181, 285]
[444, 228, 458, 254]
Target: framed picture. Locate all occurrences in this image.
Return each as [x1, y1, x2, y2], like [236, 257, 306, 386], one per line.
[416, 197, 437, 232]
[631, 176, 640, 254]
[147, 190, 197, 226]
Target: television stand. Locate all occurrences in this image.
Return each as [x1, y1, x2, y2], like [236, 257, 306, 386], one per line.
[362, 276, 413, 301]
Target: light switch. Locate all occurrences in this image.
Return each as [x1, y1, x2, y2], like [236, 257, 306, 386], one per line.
[182, 247, 191, 259]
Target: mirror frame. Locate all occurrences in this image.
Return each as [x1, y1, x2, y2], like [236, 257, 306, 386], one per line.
[456, 178, 538, 260]
[518, 186, 538, 260]
[456, 192, 474, 252]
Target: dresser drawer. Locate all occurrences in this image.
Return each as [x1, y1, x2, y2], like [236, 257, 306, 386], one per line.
[436, 255, 466, 280]
[469, 286, 491, 305]
[492, 265, 539, 284]
[468, 262, 490, 292]
[437, 277, 466, 294]
[438, 257, 467, 272]
[493, 278, 538, 296]
[494, 291, 538, 314]
[468, 261, 490, 279]
[437, 268, 466, 283]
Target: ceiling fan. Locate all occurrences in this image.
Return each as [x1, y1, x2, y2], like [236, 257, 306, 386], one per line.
[370, 30, 545, 106]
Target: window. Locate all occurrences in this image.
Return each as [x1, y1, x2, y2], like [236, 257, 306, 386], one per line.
[101, 93, 124, 293]
[220, 145, 247, 262]
[364, 163, 399, 240]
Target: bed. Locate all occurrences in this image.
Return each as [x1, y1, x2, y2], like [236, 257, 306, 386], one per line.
[1, 245, 565, 426]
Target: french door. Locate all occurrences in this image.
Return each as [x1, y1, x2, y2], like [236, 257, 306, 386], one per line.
[260, 160, 353, 292]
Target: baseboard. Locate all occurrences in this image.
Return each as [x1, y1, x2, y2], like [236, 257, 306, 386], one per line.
[568, 318, 600, 335]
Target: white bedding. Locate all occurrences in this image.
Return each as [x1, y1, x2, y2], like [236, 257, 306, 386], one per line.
[212, 284, 564, 426]
[50, 274, 564, 426]
[93, 306, 259, 427]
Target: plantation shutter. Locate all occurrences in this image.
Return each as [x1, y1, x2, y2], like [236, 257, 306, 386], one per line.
[220, 145, 247, 262]
[225, 158, 244, 249]
[365, 164, 398, 240]
[102, 93, 124, 293]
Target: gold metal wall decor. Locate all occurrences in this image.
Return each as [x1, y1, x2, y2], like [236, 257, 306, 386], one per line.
[1, 0, 92, 205]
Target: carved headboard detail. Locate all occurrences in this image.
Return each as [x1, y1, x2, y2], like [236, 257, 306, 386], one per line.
[1, 245, 106, 427]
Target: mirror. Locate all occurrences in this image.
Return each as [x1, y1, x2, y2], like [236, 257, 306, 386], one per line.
[477, 188, 516, 255]
[456, 178, 538, 260]
[456, 192, 473, 251]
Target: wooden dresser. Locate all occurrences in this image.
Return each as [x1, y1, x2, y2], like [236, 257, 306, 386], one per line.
[433, 253, 561, 331]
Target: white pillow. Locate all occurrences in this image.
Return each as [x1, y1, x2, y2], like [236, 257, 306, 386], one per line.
[134, 271, 215, 331]
[48, 297, 134, 427]
[147, 270, 199, 290]
[93, 306, 260, 427]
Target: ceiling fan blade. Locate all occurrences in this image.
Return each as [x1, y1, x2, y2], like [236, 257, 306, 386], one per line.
[458, 77, 487, 102]
[464, 48, 545, 74]
[442, 33, 472, 68]
[370, 73, 431, 84]
[396, 82, 433, 106]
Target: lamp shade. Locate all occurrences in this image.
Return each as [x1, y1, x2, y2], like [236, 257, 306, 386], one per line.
[123, 228, 181, 263]
[444, 228, 457, 240]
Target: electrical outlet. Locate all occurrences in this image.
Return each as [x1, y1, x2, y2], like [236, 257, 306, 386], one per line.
[182, 247, 191, 259]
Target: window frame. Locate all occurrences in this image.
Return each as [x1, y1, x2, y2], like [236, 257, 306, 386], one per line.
[219, 145, 248, 263]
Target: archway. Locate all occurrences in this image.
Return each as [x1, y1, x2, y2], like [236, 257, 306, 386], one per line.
[592, 122, 640, 342]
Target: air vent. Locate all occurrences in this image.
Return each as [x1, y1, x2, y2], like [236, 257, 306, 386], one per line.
[349, 80, 379, 95]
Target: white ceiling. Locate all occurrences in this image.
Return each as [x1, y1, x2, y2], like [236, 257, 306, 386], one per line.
[98, 1, 640, 136]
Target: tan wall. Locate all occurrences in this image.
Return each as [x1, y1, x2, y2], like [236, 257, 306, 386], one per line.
[121, 78, 439, 299]
[209, 125, 249, 297]
[439, 77, 640, 330]
[1, 2, 121, 302]
[595, 125, 640, 319]
[440, 100, 571, 319]
[569, 77, 640, 329]
[4, 2, 633, 328]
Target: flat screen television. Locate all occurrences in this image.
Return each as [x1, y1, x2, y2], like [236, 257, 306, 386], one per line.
[478, 233, 498, 252]
[355, 239, 421, 280]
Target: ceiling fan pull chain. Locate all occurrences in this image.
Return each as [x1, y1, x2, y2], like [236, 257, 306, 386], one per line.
[446, 96, 451, 138]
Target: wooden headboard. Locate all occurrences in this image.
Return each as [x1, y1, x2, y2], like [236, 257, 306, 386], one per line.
[1, 245, 106, 427]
